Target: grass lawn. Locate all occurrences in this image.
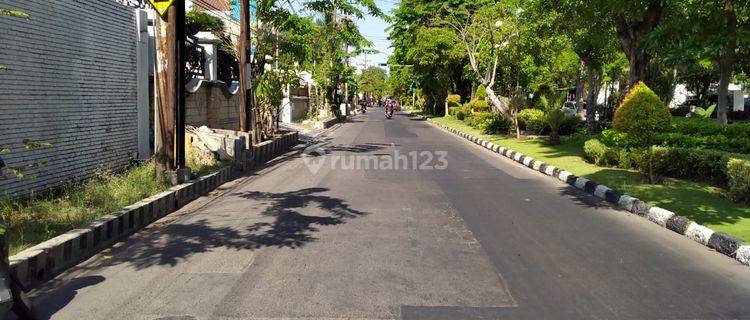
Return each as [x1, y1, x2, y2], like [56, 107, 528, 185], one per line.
[432, 116, 750, 241]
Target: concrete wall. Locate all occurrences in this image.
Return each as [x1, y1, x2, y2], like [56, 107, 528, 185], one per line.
[281, 96, 310, 123]
[186, 82, 240, 130]
[0, 0, 138, 197]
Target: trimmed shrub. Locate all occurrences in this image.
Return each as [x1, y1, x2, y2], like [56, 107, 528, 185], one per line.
[455, 109, 467, 121]
[480, 113, 511, 134]
[467, 112, 491, 128]
[446, 94, 462, 108]
[584, 139, 619, 167]
[637, 147, 733, 186]
[727, 159, 750, 204]
[558, 115, 583, 136]
[613, 82, 671, 146]
[518, 109, 546, 134]
[658, 133, 750, 154]
[600, 129, 630, 148]
[470, 100, 490, 113]
[669, 117, 723, 136]
[617, 148, 634, 169]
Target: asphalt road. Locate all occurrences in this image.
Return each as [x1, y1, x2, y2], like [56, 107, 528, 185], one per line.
[31, 109, 750, 319]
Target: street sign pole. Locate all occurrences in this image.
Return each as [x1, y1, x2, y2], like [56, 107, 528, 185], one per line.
[239, 0, 251, 133]
[175, 0, 186, 171]
[150, 0, 189, 182]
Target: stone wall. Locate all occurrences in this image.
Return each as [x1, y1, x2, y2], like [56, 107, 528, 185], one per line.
[186, 82, 240, 130]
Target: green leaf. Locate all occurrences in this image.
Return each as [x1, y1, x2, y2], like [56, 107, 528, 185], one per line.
[703, 104, 716, 119]
[0, 9, 29, 20]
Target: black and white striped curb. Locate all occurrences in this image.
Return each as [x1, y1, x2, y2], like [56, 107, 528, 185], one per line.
[9, 132, 301, 288]
[428, 120, 750, 267]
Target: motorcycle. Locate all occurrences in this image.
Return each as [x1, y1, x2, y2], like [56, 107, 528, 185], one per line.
[385, 102, 395, 119]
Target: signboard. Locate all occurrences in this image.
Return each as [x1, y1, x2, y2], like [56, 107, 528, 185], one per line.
[149, 0, 175, 17]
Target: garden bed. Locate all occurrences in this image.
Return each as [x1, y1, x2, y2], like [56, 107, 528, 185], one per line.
[432, 116, 750, 241]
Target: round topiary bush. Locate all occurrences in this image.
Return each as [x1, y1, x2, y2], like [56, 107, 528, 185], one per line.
[470, 100, 490, 113]
[613, 82, 671, 146]
[446, 94, 462, 108]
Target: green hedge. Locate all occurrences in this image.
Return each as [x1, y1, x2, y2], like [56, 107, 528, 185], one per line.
[583, 139, 618, 167]
[518, 109, 546, 134]
[657, 132, 750, 154]
[583, 141, 750, 204]
[728, 159, 750, 205]
[644, 147, 733, 186]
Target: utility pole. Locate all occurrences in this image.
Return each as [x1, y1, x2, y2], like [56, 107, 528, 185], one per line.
[239, 0, 251, 133]
[154, 3, 177, 174]
[175, 0, 187, 174]
[344, 43, 349, 116]
[153, 0, 189, 182]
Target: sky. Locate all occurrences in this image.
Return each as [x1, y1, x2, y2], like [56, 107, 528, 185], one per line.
[350, 0, 398, 73]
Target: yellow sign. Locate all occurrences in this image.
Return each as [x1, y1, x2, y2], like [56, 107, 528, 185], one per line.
[149, 0, 176, 17]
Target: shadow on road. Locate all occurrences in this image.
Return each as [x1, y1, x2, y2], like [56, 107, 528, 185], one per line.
[101, 188, 366, 270]
[557, 186, 610, 210]
[34, 276, 105, 320]
[238, 187, 368, 248]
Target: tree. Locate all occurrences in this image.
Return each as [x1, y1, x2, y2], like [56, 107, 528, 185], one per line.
[389, 0, 491, 112]
[356, 67, 388, 99]
[402, 27, 465, 114]
[303, 0, 383, 117]
[649, 0, 749, 125]
[533, 0, 620, 129]
[439, 2, 522, 119]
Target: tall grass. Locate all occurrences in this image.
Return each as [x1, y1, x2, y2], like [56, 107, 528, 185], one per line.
[186, 142, 226, 178]
[1, 162, 169, 254]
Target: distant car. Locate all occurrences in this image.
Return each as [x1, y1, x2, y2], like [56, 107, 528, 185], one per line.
[562, 101, 578, 116]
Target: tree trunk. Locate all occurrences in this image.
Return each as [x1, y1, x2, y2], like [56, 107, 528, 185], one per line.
[585, 65, 602, 130]
[626, 47, 648, 86]
[613, 5, 663, 87]
[575, 59, 585, 106]
[549, 129, 560, 145]
[717, 3, 737, 126]
[486, 88, 511, 119]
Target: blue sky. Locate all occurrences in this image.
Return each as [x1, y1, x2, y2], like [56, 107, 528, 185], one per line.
[350, 0, 397, 72]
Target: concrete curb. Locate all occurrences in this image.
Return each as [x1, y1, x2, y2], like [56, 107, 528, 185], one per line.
[9, 132, 300, 288]
[312, 117, 341, 130]
[427, 120, 749, 267]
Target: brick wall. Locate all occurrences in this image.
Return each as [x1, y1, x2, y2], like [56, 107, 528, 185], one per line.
[186, 82, 240, 130]
[0, 0, 138, 197]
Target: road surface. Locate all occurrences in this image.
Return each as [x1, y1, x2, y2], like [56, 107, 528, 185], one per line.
[31, 110, 750, 319]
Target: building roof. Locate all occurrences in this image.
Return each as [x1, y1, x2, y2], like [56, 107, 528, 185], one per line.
[193, 0, 230, 11]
